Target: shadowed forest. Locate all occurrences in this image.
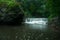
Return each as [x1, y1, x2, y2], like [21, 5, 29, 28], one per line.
[0, 0, 59, 24]
[0, 0, 60, 40]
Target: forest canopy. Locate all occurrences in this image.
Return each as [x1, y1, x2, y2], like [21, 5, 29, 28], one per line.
[0, 0, 59, 18]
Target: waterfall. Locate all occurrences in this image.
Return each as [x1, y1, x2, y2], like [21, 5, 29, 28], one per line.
[24, 18, 48, 30]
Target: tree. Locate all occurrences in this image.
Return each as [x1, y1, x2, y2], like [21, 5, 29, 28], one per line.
[0, 0, 24, 25]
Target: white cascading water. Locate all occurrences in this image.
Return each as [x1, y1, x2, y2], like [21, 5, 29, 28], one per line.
[24, 18, 48, 30]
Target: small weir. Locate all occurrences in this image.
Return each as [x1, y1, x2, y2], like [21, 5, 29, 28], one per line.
[24, 18, 48, 30]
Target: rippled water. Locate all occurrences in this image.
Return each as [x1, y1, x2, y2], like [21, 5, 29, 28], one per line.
[0, 18, 59, 40]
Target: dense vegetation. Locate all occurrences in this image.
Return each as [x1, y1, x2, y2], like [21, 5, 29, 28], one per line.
[0, 0, 59, 25]
[0, 0, 24, 25]
[0, 0, 60, 40]
[0, 0, 58, 18]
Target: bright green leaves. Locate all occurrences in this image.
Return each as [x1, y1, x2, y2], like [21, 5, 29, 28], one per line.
[0, 0, 22, 21]
[7, 1, 15, 7]
[0, 0, 16, 7]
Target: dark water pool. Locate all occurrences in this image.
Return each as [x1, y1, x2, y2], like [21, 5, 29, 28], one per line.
[0, 24, 59, 40]
[0, 18, 59, 40]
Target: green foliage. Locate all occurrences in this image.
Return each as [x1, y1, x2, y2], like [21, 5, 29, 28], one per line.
[46, 0, 59, 20]
[0, 0, 16, 7]
[0, 0, 24, 22]
[0, 0, 50, 18]
[19, 0, 47, 18]
[0, 0, 58, 18]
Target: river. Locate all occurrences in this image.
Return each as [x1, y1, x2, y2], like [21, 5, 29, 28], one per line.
[0, 18, 58, 40]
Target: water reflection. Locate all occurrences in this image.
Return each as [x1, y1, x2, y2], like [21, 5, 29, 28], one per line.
[0, 18, 58, 40]
[24, 18, 48, 30]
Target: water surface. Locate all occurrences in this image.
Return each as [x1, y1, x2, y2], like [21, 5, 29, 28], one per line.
[0, 18, 58, 40]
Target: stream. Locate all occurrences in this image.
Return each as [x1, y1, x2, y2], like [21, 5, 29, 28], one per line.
[0, 18, 58, 40]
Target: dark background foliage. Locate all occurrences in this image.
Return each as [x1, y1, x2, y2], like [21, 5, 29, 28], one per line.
[0, 0, 59, 24]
